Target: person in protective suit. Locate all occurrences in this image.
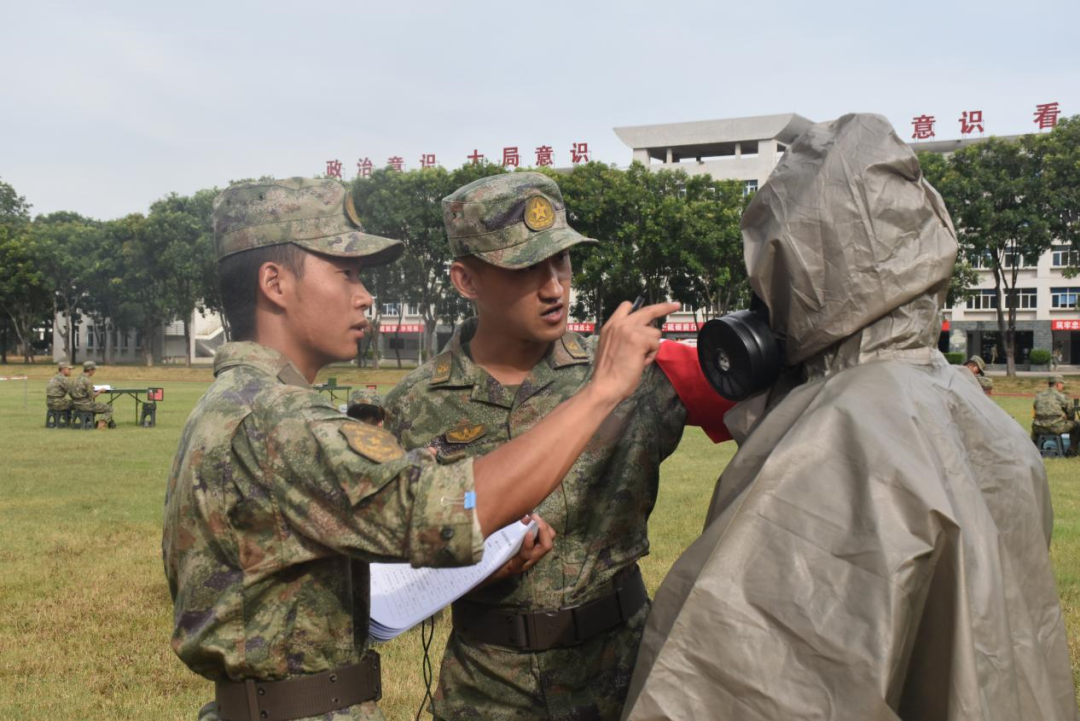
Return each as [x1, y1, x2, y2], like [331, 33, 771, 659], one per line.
[621, 114, 1078, 721]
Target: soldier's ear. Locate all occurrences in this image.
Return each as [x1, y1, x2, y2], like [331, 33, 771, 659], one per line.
[257, 261, 289, 311]
[450, 260, 481, 302]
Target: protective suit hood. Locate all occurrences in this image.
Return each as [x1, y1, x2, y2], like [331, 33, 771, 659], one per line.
[622, 114, 1077, 721]
[744, 113, 956, 372]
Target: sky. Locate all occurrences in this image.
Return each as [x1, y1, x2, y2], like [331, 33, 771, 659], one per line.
[2, 0, 1078, 220]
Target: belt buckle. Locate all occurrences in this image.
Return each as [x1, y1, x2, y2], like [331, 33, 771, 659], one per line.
[524, 604, 580, 651]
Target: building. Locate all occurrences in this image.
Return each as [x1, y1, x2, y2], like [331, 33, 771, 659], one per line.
[615, 113, 1080, 365]
[52, 309, 225, 365]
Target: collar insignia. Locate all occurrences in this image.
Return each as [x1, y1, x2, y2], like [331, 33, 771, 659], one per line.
[445, 423, 487, 444]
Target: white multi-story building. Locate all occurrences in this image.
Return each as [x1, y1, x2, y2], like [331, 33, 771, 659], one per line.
[616, 113, 1080, 365]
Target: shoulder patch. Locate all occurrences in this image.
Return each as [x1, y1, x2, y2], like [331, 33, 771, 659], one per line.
[562, 335, 588, 360]
[431, 353, 453, 385]
[339, 422, 405, 464]
[445, 423, 487, 445]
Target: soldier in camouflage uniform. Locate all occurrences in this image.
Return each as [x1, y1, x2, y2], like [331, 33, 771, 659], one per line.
[384, 173, 735, 721]
[70, 360, 113, 428]
[46, 360, 73, 411]
[347, 387, 386, 426]
[1032, 374, 1078, 452]
[964, 355, 993, 395]
[163, 177, 670, 721]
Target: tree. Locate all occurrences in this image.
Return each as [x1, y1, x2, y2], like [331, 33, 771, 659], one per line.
[146, 190, 218, 365]
[352, 164, 505, 363]
[932, 138, 1054, 375]
[1036, 115, 1080, 277]
[917, 151, 980, 309]
[0, 226, 52, 362]
[110, 213, 176, 366]
[32, 212, 102, 364]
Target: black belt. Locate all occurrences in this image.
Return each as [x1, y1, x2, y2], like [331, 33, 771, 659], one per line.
[215, 652, 381, 721]
[451, 565, 648, 652]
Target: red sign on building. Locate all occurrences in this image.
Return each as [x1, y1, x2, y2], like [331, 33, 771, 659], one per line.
[502, 147, 520, 167]
[326, 159, 343, 179]
[566, 322, 596, 333]
[662, 322, 700, 333]
[467, 149, 485, 165]
[571, 142, 589, 164]
[387, 156, 404, 172]
[958, 110, 984, 135]
[357, 157, 373, 178]
[419, 153, 437, 168]
[535, 145, 554, 166]
[1034, 102, 1061, 130]
[381, 324, 423, 334]
[911, 114, 936, 140]
[1051, 320, 1080, 331]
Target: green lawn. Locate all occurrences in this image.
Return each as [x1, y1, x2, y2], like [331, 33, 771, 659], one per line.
[0, 365, 1075, 719]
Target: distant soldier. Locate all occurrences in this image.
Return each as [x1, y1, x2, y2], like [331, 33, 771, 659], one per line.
[70, 360, 114, 429]
[46, 360, 74, 411]
[964, 355, 993, 395]
[1032, 374, 1078, 452]
[347, 387, 385, 426]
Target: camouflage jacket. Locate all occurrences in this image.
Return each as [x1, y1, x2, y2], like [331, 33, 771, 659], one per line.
[46, 373, 71, 402]
[978, 375, 994, 392]
[162, 343, 482, 700]
[70, 373, 95, 406]
[1033, 388, 1074, 428]
[384, 319, 688, 611]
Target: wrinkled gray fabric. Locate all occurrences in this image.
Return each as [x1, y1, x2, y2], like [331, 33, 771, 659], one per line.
[623, 114, 1077, 721]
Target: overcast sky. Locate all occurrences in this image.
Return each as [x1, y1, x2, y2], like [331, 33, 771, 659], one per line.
[3, 0, 1077, 220]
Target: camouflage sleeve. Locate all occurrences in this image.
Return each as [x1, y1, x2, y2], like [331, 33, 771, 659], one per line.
[252, 405, 483, 568]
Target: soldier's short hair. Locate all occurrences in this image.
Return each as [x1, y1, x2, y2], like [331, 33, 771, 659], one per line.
[219, 243, 308, 341]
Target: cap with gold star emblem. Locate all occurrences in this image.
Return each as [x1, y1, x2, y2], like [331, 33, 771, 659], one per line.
[441, 172, 596, 269]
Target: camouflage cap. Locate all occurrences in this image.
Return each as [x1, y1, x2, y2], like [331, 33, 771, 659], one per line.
[1050, 373, 1065, 385]
[348, 387, 384, 411]
[967, 356, 986, 374]
[83, 360, 96, 370]
[442, 172, 596, 269]
[212, 177, 404, 265]
[58, 360, 70, 370]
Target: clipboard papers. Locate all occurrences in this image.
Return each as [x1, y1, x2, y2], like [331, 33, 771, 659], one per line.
[369, 519, 537, 641]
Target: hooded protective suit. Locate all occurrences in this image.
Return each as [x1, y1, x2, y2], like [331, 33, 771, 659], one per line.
[622, 114, 1078, 721]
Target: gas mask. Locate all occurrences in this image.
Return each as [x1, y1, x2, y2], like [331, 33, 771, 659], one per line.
[696, 295, 783, 402]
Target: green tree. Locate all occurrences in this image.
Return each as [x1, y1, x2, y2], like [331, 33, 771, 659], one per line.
[932, 138, 1054, 375]
[108, 213, 177, 366]
[0, 178, 36, 362]
[917, 151, 980, 309]
[0, 226, 52, 362]
[32, 212, 102, 364]
[352, 164, 505, 364]
[1035, 115, 1080, 277]
[146, 190, 218, 365]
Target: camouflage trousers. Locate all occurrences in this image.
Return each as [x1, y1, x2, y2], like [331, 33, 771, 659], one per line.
[46, 398, 73, 411]
[1032, 420, 1079, 437]
[74, 401, 113, 424]
[196, 699, 387, 720]
[431, 601, 649, 721]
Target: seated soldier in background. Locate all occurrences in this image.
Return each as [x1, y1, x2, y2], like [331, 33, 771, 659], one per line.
[70, 360, 114, 429]
[964, 355, 993, 395]
[46, 360, 74, 413]
[347, 387, 385, 426]
[1032, 374, 1078, 454]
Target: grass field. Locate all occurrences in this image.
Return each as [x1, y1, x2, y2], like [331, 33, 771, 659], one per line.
[0, 363, 1076, 720]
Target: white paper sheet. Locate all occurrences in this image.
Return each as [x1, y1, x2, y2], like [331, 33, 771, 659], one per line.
[369, 519, 537, 641]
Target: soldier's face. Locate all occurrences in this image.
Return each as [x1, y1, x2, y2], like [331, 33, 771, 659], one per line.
[288, 253, 373, 364]
[462, 251, 572, 345]
[61, 367, 70, 376]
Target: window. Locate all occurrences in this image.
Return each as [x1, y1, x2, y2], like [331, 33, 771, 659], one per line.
[74, 327, 80, 349]
[967, 251, 992, 269]
[1006, 287, 1038, 309]
[86, 325, 94, 350]
[743, 180, 758, 196]
[1052, 245, 1079, 268]
[966, 289, 999, 310]
[382, 302, 400, 317]
[1050, 287, 1080, 310]
[1002, 250, 1033, 269]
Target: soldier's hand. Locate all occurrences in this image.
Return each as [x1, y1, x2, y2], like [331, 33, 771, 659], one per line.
[587, 300, 679, 406]
[481, 514, 556, 585]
